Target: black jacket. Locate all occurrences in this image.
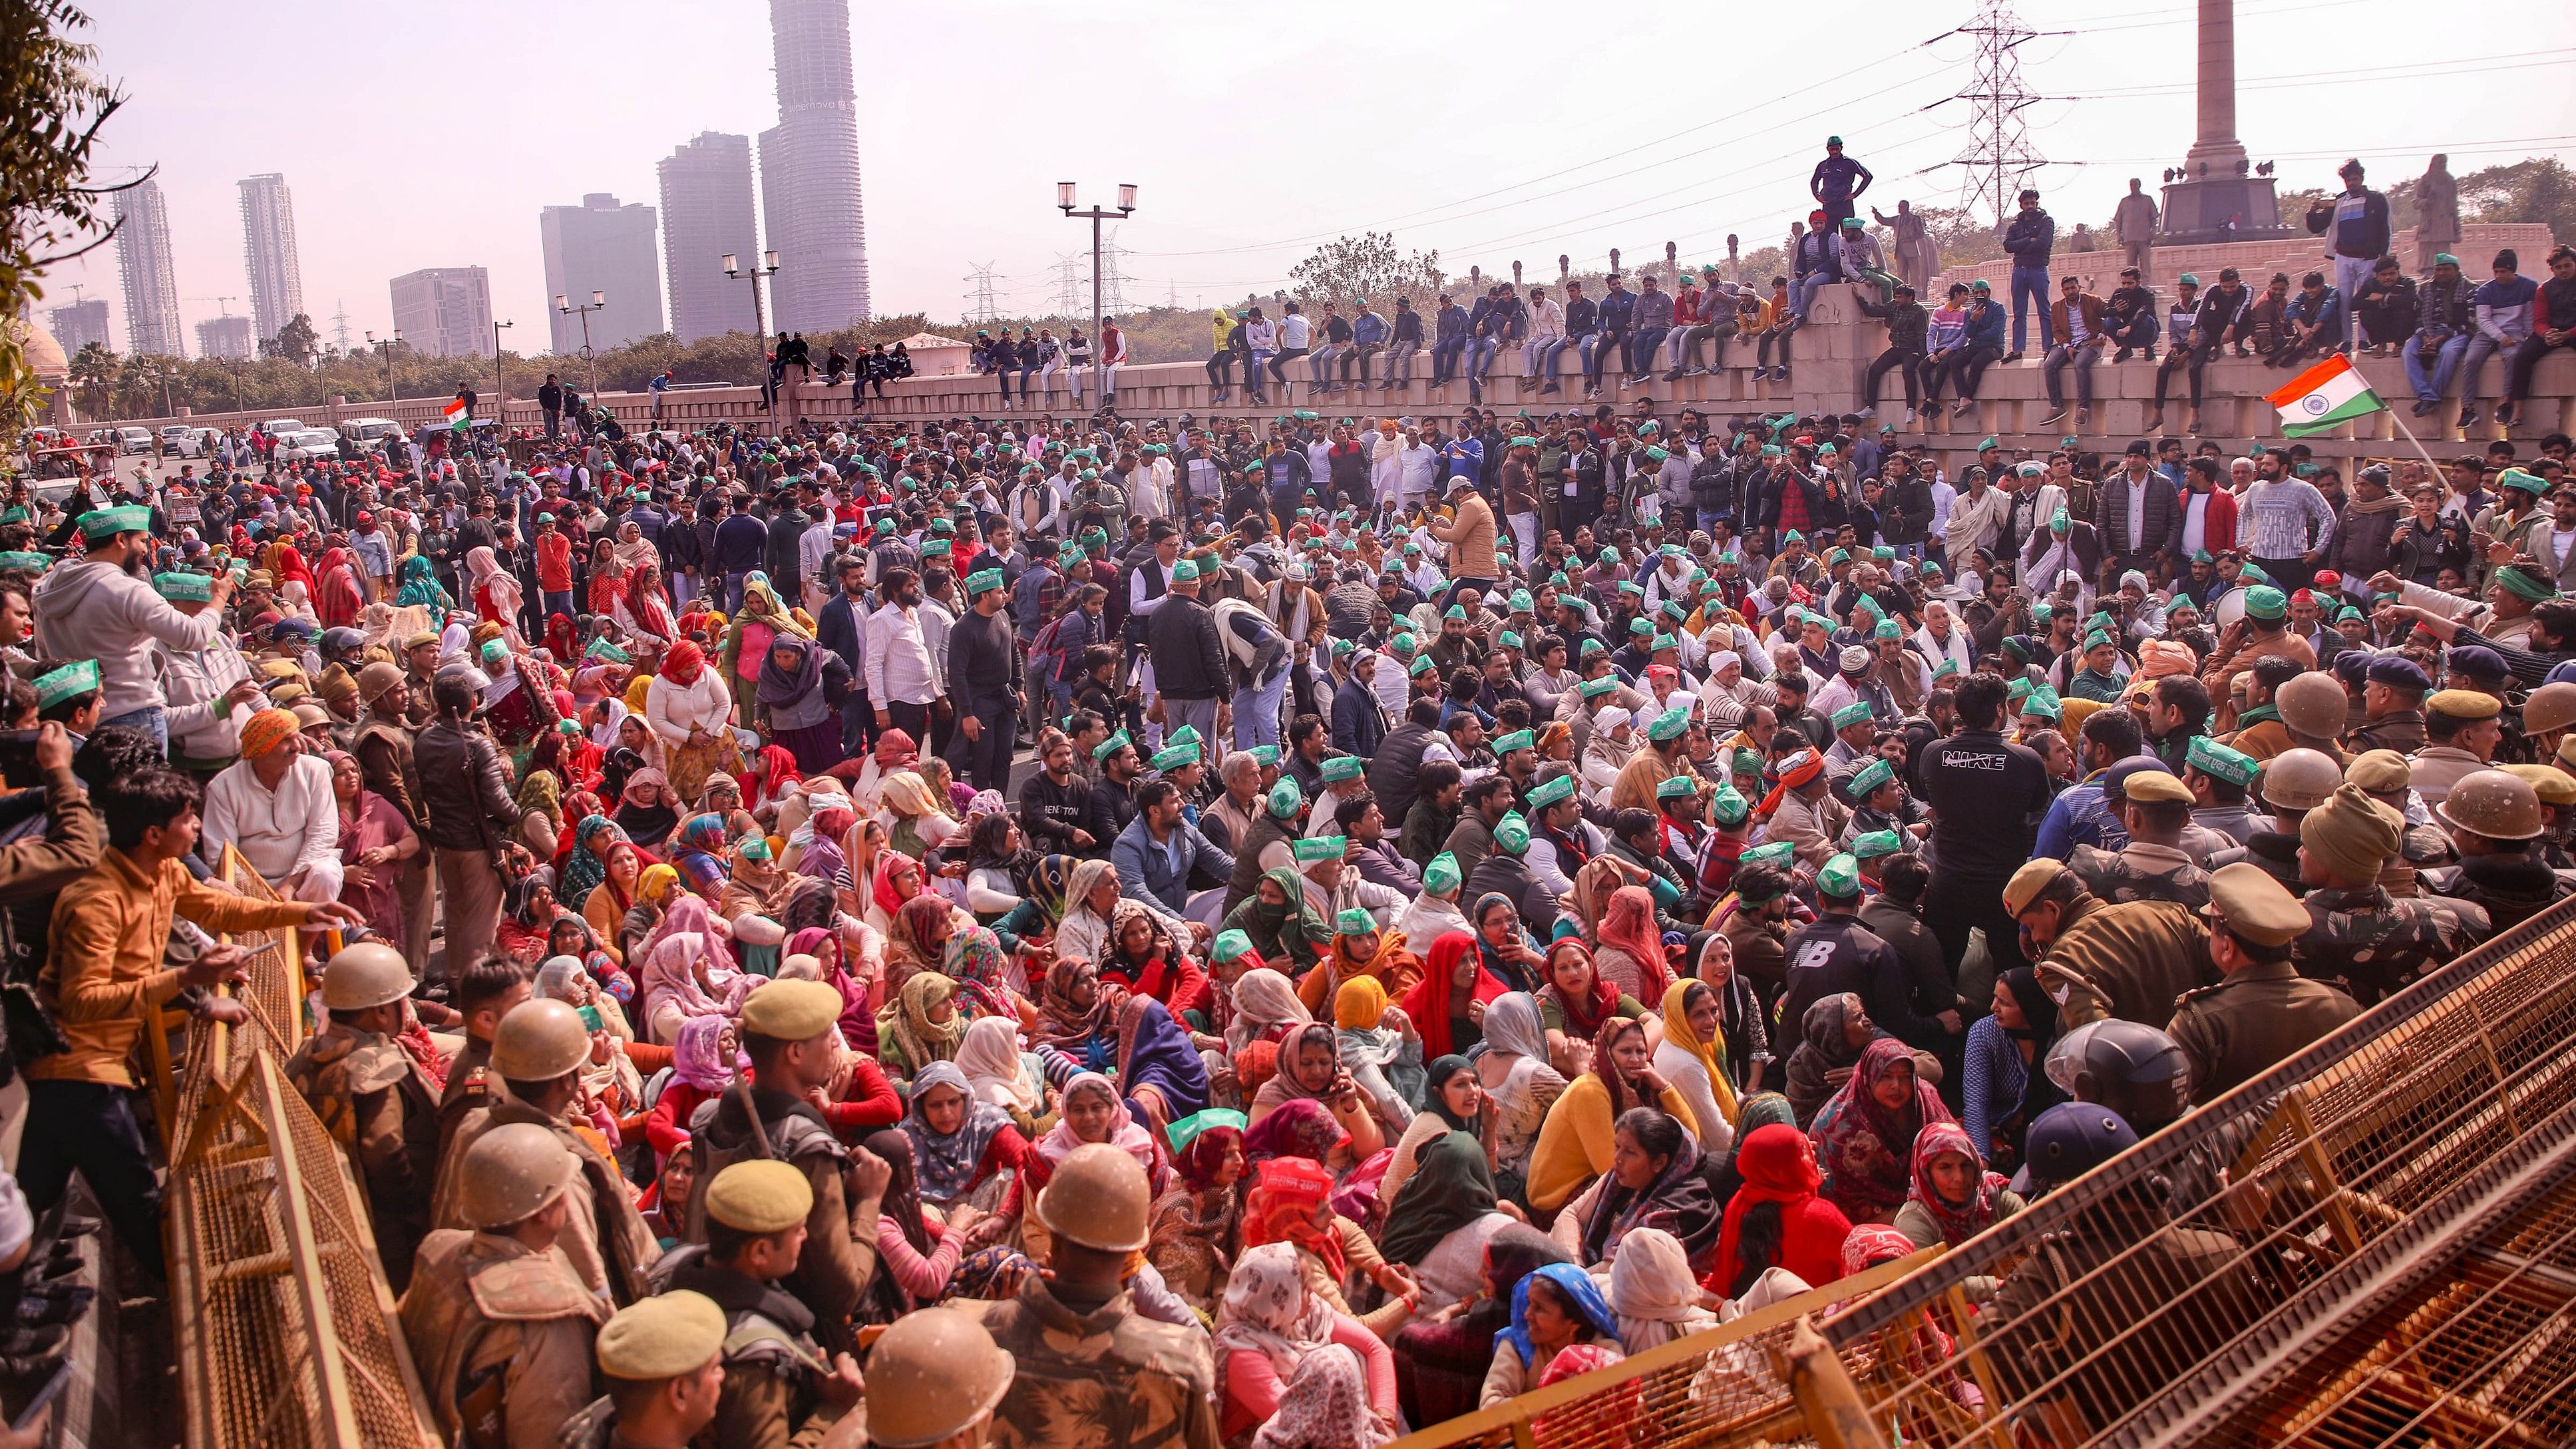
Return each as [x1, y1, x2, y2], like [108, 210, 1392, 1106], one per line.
[1146, 592, 1228, 701]
[1365, 720, 1437, 829]
[413, 720, 522, 853]
[1018, 770, 1093, 854]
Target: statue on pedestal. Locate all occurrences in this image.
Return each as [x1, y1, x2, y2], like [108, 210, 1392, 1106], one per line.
[2416, 154, 2460, 272]
[1871, 200, 1938, 300]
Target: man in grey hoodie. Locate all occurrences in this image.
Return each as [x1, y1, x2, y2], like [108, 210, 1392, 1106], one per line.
[30, 507, 234, 756]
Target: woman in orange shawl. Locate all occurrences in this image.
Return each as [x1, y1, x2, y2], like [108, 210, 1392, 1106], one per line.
[314, 547, 363, 630]
[1295, 909, 1424, 1015]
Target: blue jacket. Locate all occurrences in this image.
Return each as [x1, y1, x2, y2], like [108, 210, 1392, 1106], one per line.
[1435, 305, 1471, 345]
[1811, 154, 1873, 204]
[2003, 209, 2055, 269]
[1332, 676, 1387, 758]
[1598, 288, 1638, 335]
[1111, 813, 1236, 917]
[1352, 311, 1390, 346]
[1962, 298, 2007, 349]
[1443, 437, 1484, 483]
[1465, 297, 1497, 341]
[2286, 285, 2343, 334]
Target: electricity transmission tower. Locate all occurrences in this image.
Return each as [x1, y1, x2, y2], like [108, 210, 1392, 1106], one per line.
[1100, 226, 1131, 315]
[1052, 254, 1085, 317]
[330, 300, 354, 353]
[961, 262, 1000, 326]
[1946, 0, 2050, 225]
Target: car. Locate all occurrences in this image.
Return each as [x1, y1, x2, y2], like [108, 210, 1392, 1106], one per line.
[158, 425, 204, 459]
[116, 427, 152, 455]
[256, 418, 307, 440]
[339, 417, 403, 452]
[276, 429, 345, 464]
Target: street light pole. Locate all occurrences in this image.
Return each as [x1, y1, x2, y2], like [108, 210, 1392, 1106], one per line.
[556, 290, 606, 395]
[494, 319, 512, 434]
[365, 330, 401, 403]
[1056, 182, 1137, 411]
[723, 252, 781, 409]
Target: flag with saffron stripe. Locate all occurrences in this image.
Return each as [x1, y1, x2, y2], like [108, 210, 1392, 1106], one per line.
[2267, 354, 2385, 438]
[442, 397, 470, 431]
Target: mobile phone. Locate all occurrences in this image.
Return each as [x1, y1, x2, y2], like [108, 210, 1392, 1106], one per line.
[577, 1005, 605, 1033]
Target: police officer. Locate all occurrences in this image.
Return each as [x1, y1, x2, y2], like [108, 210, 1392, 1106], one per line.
[2293, 783, 2489, 1004]
[2002, 858, 2211, 1030]
[399, 1124, 608, 1449]
[556, 1291, 729, 1449]
[433, 998, 660, 1306]
[684, 979, 892, 1353]
[861, 1309, 1018, 1449]
[2343, 748, 2460, 898]
[285, 941, 439, 1290]
[2346, 655, 2430, 755]
[2170, 863, 2362, 1098]
[2211, 745, 2343, 889]
[2429, 768, 2567, 929]
[656, 1160, 865, 1449]
[2068, 767, 2211, 909]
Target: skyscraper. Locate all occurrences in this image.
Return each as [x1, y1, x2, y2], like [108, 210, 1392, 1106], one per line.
[537, 194, 666, 356]
[113, 179, 186, 357]
[196, 315, 254, 361]
[759, 0, 872, 332]
[389, 267, 496, 358]
[47, 300, 111, 357]
[657, 133, 760, 343]
[238, 173, 305, 345]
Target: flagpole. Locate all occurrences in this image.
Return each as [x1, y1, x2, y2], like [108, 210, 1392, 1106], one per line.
[2386, 408, 2451, 482]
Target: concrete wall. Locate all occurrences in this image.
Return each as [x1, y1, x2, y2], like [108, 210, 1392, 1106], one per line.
[83, 282, 2576, 484]
[1929, 223, 2555, 296]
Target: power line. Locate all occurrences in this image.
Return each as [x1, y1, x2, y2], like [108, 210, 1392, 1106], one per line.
[1051, 253, 1084, 317]
[1948, 0, 2052, 226]
[960, 262, 1000, 326]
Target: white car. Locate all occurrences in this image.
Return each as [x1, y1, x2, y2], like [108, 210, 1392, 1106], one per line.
[256, 417, 307, 440]
[339, 417, 404, 453]
[116, 427, 154, 455]
[276, 429, 345, 464]
[159, 425, 204, 459]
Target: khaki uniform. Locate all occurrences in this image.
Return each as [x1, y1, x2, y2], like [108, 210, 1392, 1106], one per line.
[2293, 885, 2490, 1006]
[2201, 629, 2315, 733]
[2068, 841, 2212, 911]
[2032, 894, 2214, 1030]
[956, 1278, 1221, 1449]
[2404, 745, 2487, 805]
[284, 1022, 440, 1289]
[1987, 1211, 2263, 1424]
[2223, 716, 2347, 767]
[439, 1036, 495, 1157]
[2167, 959, 2362, 1100]
[552, 1400, 618, 1449]
[399, 1230, 606, 1449]
[433, 1096, 660, 1308]
[2382, 821, 2458, 898]
[683, 1085, 884, 1352]
[649, 1247, 850, 1449]
[2346, 709, 2426, 757]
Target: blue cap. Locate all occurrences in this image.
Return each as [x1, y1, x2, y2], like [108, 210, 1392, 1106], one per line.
[2012, 1104, 2141, 1193]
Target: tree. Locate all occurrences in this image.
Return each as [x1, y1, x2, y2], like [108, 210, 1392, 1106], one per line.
[265, 313, 319, 368]
[0, 1, 128, 449]
[2380, 156, 2576, 242]
[1288, 232, 1445, 306]
[65, 340, 114, 416]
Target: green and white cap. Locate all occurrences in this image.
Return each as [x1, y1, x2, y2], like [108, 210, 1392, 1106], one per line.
[1492, 812, 1531, 855]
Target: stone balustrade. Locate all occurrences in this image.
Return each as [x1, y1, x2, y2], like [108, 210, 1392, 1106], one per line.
[81, 280, 2576, 481]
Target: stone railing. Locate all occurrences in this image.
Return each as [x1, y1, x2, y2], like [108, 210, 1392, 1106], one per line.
[78, 280, 2576, 479]
[1929, 222, 2554, 296]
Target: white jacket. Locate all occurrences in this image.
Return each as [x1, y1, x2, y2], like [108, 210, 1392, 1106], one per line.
[644, 668, 733, 747]
[32, 557, 224, 717]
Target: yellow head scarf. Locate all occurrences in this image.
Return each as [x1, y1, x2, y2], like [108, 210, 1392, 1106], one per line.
[638, 863, 681, 905]
[1660, 978, 1741, 1127]
[1334, 976, 1390, 1031]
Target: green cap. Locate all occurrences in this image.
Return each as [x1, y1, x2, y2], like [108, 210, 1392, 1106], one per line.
[1709, 785, 1749, 826]
[2023, 688, 2063, 720]
[154, 570, 214, 602]
[1389, 632, 1417, 654]
[1150, 742, 1198, 771]
[1579, 676, 1620, 700]
[1656, 774, 1700, 802]
[2500, 467, 2547, 496]
[1424, 851, 1463, 895]
[1409, 656, 1435, 677]
[964, 568, 1006, 596]
[77, 505, 152, 541]
[920, 538, 953, 558]
[1492, 812, 1531, 855]
[1628, 616, 1655, 636]
[1932, 658, 1960, 680]
[1851, 829, 1903, 860]
[1091, 728, 1132, 763]
[1732, 747, 1764, 776]
[1443, 604, 1468, 621]
[586, 637, 632, 665]
[1650, 632, 1678, 653]
[1320, 755, 1364, 783]
[1267, 779, 1304, 819]
[2008, 678, 2035, 705]
[1525, 774, 1574, 809]
[737, 834, 773, 863]
[1293, 834, 1348, 864]
[1330, 638, 1356, 658]
[2434, 252, 2460, 266]
[2241, 585, 2288, 621]
[33, 659, 98, 710]
[1492, 729, 1535, 755]
[2187, 735, 2261, 788]
[1509, 590, 1534, 612]
[1499, 630, 1525, 650]
[1168, 725, 1202, 750]
[1848, 757, 1896, 797]
[1738, 841, 1799, 878]
[1873, 619, 1901, 640]
[1248, 745, 1281, 767]
[1646, 706, 1691, 741]
[0, 552, 51, 574]
[1817, 853, 1862, 899]
[1334, 907, 1378, 936]
[1171, 558, 1200, 582]
[1830, 700, 1873, 729]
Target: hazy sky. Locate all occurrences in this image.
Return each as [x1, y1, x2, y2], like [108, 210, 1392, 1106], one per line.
[39, 0, 2576, 357]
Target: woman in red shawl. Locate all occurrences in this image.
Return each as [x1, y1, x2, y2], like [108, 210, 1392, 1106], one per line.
[1706, 1121, 1854, 1297]
[588, 538, 628, 618]
[314, 547, 363, 630]
[272, 542, 317, 594]
[1809, 1036, 1952, 1223]
[1398, 931, 1509, 1062]
[1591, 885, 1675, 1004]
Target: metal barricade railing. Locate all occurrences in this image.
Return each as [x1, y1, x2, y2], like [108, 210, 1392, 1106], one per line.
[1806, 895, 2576, 1449]
[148, 847, 439, 1449]
[1384, 1249, 1937, 1449]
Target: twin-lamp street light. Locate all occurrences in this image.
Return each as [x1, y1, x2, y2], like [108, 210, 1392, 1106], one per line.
[1057, 183, 1137, 409]
[555, 289, 606, 394]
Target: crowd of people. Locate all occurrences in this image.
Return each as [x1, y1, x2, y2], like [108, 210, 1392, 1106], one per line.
[0, 367, 2573, 1448]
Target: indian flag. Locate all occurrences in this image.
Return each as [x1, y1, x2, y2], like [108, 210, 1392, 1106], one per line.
[2268, 354, 2384, 438]
[442, 397, 470, 431]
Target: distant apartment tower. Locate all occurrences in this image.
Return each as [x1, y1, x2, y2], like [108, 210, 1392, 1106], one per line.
[238, 173, 305, 345]
[47, 300, 112, 357]
[659, 134, 761, 343]
[113, 179, 186, 357]
[389, 267, 496, 358]
[759, 0, 872, 333]
[196, 315, 254, 361]
[538, 193, 666, 356]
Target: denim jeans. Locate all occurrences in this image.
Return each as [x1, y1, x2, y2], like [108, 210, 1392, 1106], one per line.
[1429, 337, 1466, 385]
[102, 704, 167, 759]
[1628, 326, 1670, 377]
[2011, 266, 2056, 352]
[2044, 343, 2098, 407]
[2406, 332, 2469, 401]
[2460, 333, 2510, 403]
[542, 589, 575, 622]
[1533, 337, 1569, 382]
[1793, 275, 1835, 321]
[725, 571, 751, 614]
[1308, 345, 1342, 391]
[1233, 666, 1289, 749]
[1467, 338, 1500, 379]
[1381, 341, 1417, 384]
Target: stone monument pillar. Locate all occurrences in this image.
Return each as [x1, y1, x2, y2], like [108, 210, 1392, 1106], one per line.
[2158, 0, 2287, 243]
